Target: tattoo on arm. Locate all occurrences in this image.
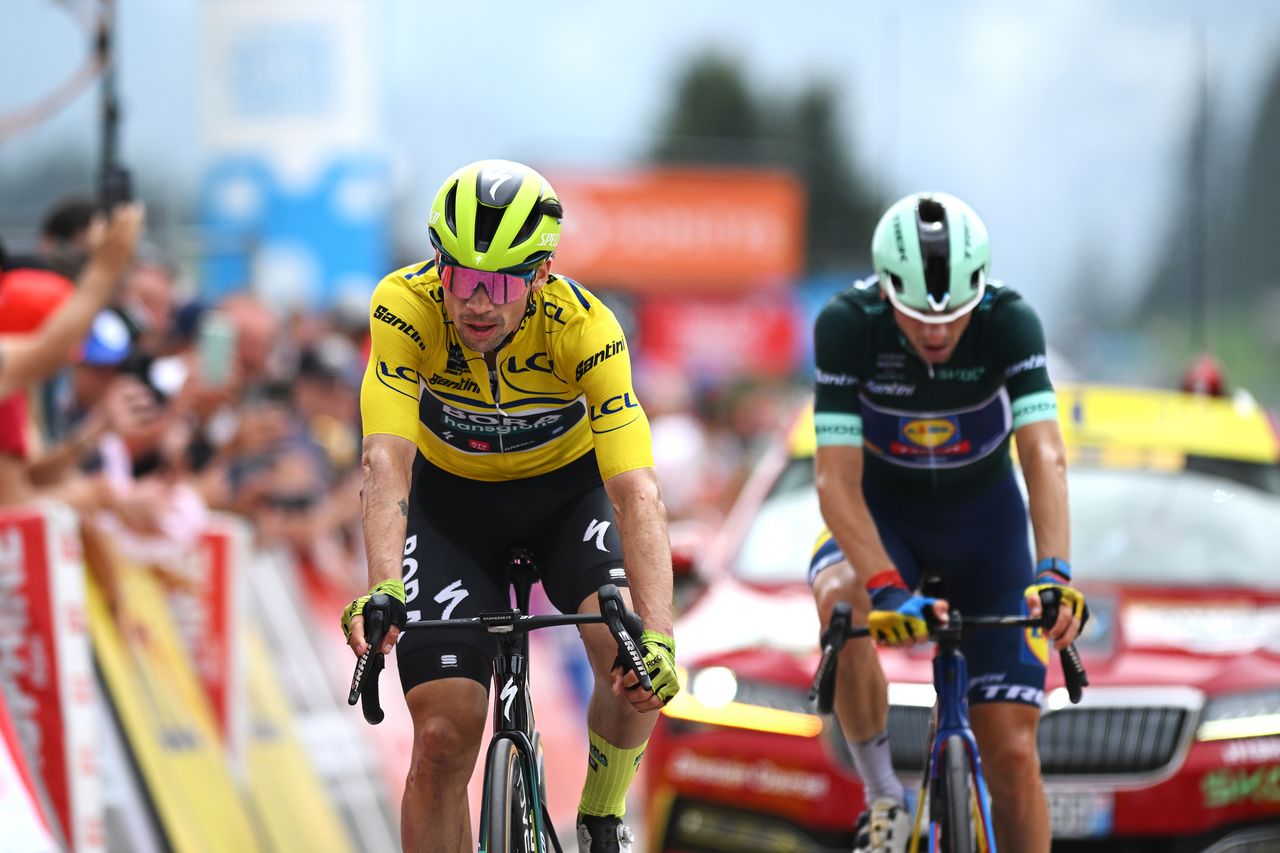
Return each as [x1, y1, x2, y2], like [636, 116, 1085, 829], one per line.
[398, 498, 409, 518]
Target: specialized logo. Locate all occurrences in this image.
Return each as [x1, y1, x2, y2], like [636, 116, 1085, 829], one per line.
[575, 339, 625, 382]
[901, 418, 957, 448]
[484, 168, 513, 201]
[538, 232, 559, 248]
[589, 392, 639, 421]
[434, 580, 469, 620]
[501, 677, 518, 723]
[583, 519, 611, 553]
[373, 304, 425, 350]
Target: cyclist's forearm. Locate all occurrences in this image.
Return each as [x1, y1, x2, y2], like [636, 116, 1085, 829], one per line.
[1016, 425, 1070, 563]
[607, 468, 674, 635]
[359, 436, 415, 587]
[815, 449, 895, 586]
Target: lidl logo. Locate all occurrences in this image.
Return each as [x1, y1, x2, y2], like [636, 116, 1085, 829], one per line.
[901, 418, 957, 448]
[1023, 626, 1050, 666]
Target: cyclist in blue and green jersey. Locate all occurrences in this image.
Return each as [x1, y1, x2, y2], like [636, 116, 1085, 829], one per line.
[808, 193, 1086, 853]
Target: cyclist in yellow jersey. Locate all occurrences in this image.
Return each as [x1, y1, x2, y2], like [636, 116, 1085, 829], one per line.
[342, 159, 678, 853]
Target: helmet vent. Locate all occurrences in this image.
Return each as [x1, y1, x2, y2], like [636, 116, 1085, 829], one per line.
[916, 199, 951, 306]
[473, 203, 503, 253]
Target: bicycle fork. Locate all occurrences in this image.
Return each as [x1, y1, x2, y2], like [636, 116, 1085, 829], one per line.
[909, 650, 998, 853]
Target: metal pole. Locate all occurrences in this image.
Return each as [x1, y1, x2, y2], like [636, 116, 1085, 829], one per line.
[98, 0, 127, 205]
[1190, 21, 1209, 352]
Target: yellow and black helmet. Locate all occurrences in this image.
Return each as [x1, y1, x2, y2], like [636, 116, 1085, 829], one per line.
[428, 159, 563, 273]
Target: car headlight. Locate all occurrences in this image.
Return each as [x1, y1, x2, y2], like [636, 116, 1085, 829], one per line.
[1196, 688, 1280, 741]
[662, 666, 824, 738]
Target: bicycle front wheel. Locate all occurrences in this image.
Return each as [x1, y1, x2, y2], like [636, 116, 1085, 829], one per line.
[484, 736, 537, 853]
[940, 734, 976, 853]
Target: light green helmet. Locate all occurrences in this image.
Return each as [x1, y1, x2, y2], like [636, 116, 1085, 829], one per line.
[428, 159, 563, 273]
[871, 192, 990, 324]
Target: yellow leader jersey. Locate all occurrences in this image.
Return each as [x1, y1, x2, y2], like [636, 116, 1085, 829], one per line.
[360, 261, 654, 482]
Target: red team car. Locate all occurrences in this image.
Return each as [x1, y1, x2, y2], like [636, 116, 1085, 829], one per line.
[643, 383, 1280, 853]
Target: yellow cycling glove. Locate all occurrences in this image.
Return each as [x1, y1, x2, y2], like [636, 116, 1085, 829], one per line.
[640, 629, 679, 704]
[341, 579, 408, 642]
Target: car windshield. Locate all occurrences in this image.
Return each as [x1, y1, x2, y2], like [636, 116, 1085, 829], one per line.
[732, 459, 1280, 591]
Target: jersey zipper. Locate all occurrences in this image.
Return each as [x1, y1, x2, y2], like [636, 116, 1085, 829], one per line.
[486, 357, 505, 454]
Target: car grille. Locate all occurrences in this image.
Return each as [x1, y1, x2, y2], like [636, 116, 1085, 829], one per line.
[887, 705, 1192, 777]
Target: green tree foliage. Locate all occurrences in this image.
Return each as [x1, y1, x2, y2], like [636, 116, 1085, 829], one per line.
[650, 52, 879, 270]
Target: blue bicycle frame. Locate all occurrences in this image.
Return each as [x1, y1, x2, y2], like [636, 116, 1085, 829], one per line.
[916, 642, 997, 852]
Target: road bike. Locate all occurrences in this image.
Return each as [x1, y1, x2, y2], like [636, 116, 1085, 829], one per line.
[810, 587, 1088, 853]
[349, 549, 651, 853]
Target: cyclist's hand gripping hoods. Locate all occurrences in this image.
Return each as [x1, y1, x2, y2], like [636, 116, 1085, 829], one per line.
[866, 569, 942, 645]
[639, 629, 679, 705]
[342, 579, 408, 650]
[1024, 557, 1088, 630]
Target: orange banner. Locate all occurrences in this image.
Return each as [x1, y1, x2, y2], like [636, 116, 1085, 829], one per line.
[546, 168, 805, 293]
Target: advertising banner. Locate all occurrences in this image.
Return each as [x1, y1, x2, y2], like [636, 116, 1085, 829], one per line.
[637, 294, 807, 381]
[0, 681, 58, 853]
[548, 168, 806, 294]
[87, 569, 260, 851]
[0, 502, 103, 852]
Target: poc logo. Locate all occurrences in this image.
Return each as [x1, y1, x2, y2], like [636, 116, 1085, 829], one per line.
[589, 392, 639, 421]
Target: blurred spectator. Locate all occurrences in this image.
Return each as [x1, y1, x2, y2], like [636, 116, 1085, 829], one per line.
[0, 204, 144, 400]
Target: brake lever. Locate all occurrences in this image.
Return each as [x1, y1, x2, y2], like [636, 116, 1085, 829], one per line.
[598, 584, 653, 692]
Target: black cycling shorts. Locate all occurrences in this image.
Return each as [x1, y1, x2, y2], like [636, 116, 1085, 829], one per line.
[396, 449, 626, 693]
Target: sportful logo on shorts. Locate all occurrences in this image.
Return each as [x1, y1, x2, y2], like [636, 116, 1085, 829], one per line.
[609, 568, 626, 580]
[441, 654, 458, 668]
[584, 519, 611, 552]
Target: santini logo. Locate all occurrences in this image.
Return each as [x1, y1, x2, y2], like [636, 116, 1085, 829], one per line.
[575, 339, 626, 381]
[374, 304, 425, 350]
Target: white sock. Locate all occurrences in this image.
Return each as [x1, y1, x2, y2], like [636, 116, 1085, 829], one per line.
[848, 729, 905, 806]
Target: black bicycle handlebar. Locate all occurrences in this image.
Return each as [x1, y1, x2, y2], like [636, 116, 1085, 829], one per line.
[347, 585, 651, 725]
[808, 592, 1088, 713]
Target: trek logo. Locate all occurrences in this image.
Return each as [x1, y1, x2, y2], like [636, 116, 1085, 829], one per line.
[974, 684, 1043, 704]
[428, 373, 480, 393]
[434, 580, 469, 620]
[589, 392, 639, 421]
[505, 352, 554, 375]
[373, 304, 425, 350]
[576, 339, 626, 382]
[501, 677, 518, 723]
[583, 519, 611, 553]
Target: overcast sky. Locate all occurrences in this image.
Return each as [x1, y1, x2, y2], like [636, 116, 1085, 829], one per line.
[3, 0, 1279, 333]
